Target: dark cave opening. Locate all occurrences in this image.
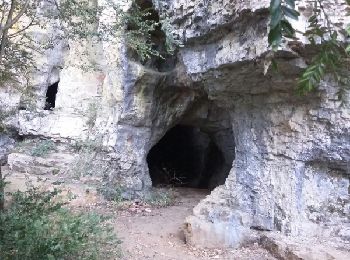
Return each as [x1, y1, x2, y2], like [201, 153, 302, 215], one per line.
[44, 82, 59, 110]
[147, 125, 233, 190]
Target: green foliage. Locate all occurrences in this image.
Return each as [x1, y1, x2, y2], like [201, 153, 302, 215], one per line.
[125, 3, 163, 61]
[268, 0, 299, 49]
[145, 188, 175, 208]
[297, 1, 350, 94]
[98, 184, 175, 208]
[1, 0, 177, 90]
[12, 139, 56, 157]
[161, 19, 183, 55]
[0, 177, 6, 199]
[269, 0, 350, 95]
[0, 0, 40, 86]
[112, 185, 125, 204]
[58, 0, 180, 62]
[297, 32, 347, 94]
[30, 139, 56, 157]
[0, 186, 121, 260]
[12, 139, 34, 153]
[0, 111, 8, 133]
[0, 0, 104, 88]
[96, 183, 128, 203]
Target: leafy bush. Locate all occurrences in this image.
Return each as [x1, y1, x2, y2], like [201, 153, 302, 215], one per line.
[14, 139, 58, 157]
[112, 185, 125, 204]
[99, 185, 175, 208]
[30, 140, 57, 157]
[96, 184, 125, 203]
[0, 186, 121, 260]
[12, 139, 33, 153]
[146, 188, 175, 208]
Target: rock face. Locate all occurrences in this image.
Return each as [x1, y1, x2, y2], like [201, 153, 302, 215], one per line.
[153, 0, 350, 249]
[0, 135, 15, 164]
[0, 0, 350, 252]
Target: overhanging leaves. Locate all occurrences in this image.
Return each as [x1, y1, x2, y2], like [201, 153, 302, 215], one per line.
[268, 0, 349, 96]
[268, 0, 299, 48]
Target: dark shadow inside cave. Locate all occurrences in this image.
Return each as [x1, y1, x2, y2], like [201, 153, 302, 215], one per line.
[147, 125, 234, 190]
[44, 82, 59, 110]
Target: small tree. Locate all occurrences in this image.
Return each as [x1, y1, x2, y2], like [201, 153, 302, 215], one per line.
[0, 0, 34, 85]
[0, 0, 165, 88]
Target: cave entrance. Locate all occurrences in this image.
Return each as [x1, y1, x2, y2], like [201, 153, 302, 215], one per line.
[44, 82, 59, 110]
[147, 125, 233, 190]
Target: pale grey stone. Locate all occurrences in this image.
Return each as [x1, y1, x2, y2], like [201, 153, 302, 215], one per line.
[0, 0, 349, 255]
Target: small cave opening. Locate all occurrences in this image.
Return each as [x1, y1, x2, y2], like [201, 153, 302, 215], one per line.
[147, 125, 234, 190]
[44, 82, 59, 110]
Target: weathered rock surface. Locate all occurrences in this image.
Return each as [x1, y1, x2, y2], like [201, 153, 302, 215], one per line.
[0, 135, 15, 164]
[260, 234, 350, 260]
[151, 0, 350, 250]
[1, 0, 350, 256]
[7, 152, 75, 175]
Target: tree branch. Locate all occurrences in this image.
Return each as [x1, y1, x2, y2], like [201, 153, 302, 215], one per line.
[0, 2, 9, 28]
[0, 0, 16, 62]
[5, 0, 30, 30]
[8, 18, 36, 38]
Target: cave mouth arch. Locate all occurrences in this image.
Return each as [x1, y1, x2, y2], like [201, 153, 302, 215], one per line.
[147, 125, 234, 190]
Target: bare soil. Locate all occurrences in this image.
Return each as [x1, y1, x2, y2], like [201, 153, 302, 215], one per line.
[110, 188, 276, 260]
[5, 171, 276, 259]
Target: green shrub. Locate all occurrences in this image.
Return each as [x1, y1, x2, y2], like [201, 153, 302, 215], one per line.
[96, 185, 126, 205]
[146, 188, 175, 208]
[13, 139, 56, 157]
[30, 140, 56, 157]
[112, 185, 125, 204]
[0, 186, 121, 260]
[12, 139, 33, 153]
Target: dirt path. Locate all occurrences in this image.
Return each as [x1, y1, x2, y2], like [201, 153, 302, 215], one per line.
[4, 169, 350, 259]
[112, 188, 275, 260]
[4, 170, 275, 259]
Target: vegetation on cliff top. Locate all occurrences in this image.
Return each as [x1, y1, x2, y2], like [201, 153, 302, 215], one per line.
[1, 0, 349, 95]
[0, 0, 170, 87]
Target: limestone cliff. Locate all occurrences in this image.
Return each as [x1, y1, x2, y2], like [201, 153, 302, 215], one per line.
[0, 0, 349, 253]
